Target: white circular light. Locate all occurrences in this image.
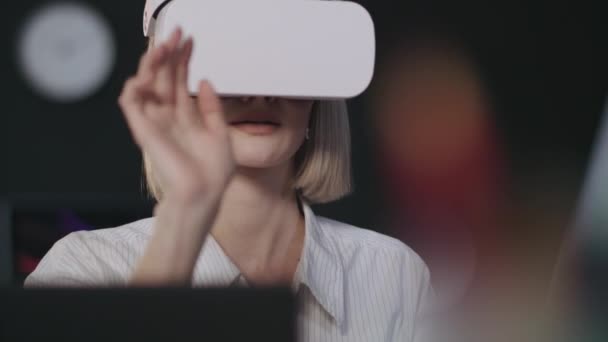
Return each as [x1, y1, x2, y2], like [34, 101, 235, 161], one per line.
[17, 2, 116, 102]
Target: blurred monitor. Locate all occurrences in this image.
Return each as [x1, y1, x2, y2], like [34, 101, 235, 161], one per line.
[553, 96, 608, 340]
[574, 99, 608, 337]
[0, 287, 295, 342]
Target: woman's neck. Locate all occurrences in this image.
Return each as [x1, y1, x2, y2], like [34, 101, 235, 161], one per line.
[210, 163, 305, 285]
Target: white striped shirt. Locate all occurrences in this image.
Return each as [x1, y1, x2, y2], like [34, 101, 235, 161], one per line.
[25, 203, 432, 341]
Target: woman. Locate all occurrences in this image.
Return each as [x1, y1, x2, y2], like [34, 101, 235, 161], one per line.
[25, 28, 432, 341]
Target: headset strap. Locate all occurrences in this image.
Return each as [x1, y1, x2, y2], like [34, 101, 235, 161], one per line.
[143, 0, 173, 37]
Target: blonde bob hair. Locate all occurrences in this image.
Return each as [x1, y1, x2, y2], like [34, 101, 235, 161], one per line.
[143, 100, 352, 204]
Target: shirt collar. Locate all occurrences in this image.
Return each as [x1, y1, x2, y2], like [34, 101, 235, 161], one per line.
[190, 202, 346, 327]
[192, 237, 242, 287]
[296, 202, 345, 328]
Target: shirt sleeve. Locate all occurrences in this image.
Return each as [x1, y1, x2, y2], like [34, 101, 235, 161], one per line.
[24, 231, 128, 288]
[392, 248, 437, 342]
[412, 264, 437, 342]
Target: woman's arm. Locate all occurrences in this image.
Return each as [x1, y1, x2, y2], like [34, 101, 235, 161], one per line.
[128, 198, 222, 286]
[118, 28, 235, 286]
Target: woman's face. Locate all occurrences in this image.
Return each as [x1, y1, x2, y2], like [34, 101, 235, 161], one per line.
[220, 97, 313, 169]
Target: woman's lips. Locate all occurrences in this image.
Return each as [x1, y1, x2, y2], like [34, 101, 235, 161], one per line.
[228, 111, 281, 135]
[229, 121, 280, 135]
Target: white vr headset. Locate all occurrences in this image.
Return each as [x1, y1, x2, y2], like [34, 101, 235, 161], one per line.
[143, 0, 375, 99]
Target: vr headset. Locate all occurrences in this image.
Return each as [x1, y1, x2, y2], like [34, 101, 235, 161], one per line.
[143, 0, 375, 99]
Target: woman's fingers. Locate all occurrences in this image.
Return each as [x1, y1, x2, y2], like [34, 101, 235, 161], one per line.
[197, 80, 226, 132]
[120, 76, 194, 186]
[119, 77, 161, 146]
[176, 37, 194, 99]
[174, 37, 199, 127]
[155, 28, 183, 104]
[137, 42, 169, 85]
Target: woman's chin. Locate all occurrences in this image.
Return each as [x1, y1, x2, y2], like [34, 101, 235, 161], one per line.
[233, 152, 285, 170]
[229, 128, 304, 171]
[231, 137, 296, 169]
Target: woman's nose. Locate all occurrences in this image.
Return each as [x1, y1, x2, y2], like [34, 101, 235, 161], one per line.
[239, 96, 276, 104]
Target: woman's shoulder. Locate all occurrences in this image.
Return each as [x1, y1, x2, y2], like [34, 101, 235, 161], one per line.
[48, 216, 156, 258]
[24, 217, 155, 287]
[313, 215, 433, 315]
[315, 215, 425, 265]
[71, 217, 155, 245]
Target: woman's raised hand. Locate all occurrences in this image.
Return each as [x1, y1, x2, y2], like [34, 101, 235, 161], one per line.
[119, 28, 234, 207]
[119, 28, 235, 285]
